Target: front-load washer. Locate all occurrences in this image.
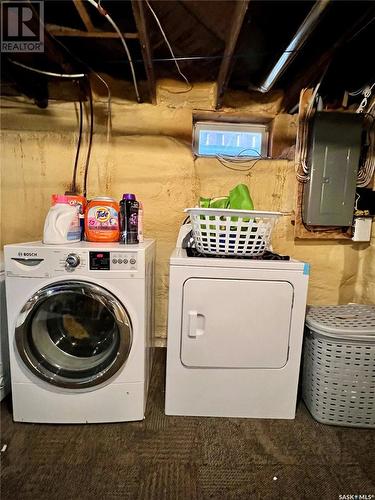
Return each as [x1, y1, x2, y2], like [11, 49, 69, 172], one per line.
[165, 247, 309, 419]
[4, 240, 155, 423]
[0, 251, 10, 401]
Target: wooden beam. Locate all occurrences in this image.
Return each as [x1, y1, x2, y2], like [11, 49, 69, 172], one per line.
[215, 0, 249, 109]
[46, 24, 139, 39]
[132, 0, 156, 104]
[73, 0, 96, 32]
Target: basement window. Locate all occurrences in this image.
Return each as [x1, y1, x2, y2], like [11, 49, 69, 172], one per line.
[193, 121, 269, 158]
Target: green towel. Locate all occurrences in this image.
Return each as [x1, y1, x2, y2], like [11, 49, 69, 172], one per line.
[199, 184, 254, 210]
[229, 184, 254, 210]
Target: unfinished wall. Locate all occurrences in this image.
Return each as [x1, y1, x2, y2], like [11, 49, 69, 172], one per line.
[1, 81, 373, 344]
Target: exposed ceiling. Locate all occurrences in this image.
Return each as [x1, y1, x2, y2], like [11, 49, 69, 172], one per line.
[1, 0, 374, 110]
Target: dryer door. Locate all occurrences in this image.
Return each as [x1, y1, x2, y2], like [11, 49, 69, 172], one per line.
[181, 278, 293, 368]
[15, 281, 132, 389]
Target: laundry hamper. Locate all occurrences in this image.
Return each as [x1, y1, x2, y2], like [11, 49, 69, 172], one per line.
[185, 208, 282, 257]
[302, 304, 375, 428]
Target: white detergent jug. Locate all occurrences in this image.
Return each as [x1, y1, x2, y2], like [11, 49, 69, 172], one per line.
[43, 203, 81, 244]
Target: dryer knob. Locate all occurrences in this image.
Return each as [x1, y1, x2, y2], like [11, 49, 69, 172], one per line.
[66, 253, 80, 268]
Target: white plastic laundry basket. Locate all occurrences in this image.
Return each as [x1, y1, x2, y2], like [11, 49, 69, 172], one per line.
[185, 208, 282, 257]
[302, 304, 375, 428]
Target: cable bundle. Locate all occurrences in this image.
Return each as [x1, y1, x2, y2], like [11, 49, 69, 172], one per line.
[357, 111, 375, 188]
[356, 84, 375, 188]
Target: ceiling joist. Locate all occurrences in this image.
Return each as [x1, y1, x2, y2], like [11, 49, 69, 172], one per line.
[73, 0, 96, 32]
[215, 0, 250, 109]
[132, 0, 156, 104]
[46, 24, 139, 39]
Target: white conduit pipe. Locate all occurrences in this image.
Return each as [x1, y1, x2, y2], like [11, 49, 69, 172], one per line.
[258, 0, 330, 93]
[8, 59, 86, 78]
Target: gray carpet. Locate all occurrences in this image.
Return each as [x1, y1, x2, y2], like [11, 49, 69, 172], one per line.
[1, 349, 374, 500]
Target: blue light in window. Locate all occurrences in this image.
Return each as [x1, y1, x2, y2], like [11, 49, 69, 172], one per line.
[198, 129, 262, 157]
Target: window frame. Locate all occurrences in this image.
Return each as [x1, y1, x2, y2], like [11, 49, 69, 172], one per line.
[193, 120, 269, 159]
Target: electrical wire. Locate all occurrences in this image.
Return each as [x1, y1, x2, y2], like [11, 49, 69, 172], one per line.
[83, 79, 94, 198]
[220, 147, 264, 161]
[7, 58, 92, 196]
[93, 72, 112, 141]
[7, 17, 110, 200]
[43, 27, 112, 139]
[105, 49, 319, 66]
[355, 83, 375, 187]
[212, 147, 271, 175]
[86, 0, 139, 102]
[85, 0, 141, 102]
[71, 91, 83, 193]
[357, 83, 375, 113]
[7, 58, 86, 78]
[357, 111, 375, 187]
[216, 157, 263, 173]
[348, 85, 367, 97]
[145, 0, 192, 94]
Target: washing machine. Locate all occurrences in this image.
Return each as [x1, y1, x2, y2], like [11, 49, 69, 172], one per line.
[165, 247, 309, 419]
[0, 252, 10, 401]
[4, 239, 155, 423]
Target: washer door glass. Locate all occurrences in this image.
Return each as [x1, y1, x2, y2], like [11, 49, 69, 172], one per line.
[16, 281, 132, 389]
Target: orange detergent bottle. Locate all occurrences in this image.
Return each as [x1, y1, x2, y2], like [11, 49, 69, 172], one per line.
[85, 197, 120, 242]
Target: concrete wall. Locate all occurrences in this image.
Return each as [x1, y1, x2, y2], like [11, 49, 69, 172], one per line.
[1, 81, 373, 343]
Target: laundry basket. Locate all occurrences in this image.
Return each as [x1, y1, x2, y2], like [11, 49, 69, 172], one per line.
[185, 208, 282, 257]
[302, 304, 375, 428]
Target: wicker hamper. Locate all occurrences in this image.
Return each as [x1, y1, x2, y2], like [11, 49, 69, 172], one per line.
[302, 304, 375, 428]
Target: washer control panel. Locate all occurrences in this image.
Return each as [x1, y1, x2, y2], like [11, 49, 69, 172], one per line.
[89, 251, 137, 271]
[110, 252, 137, 270]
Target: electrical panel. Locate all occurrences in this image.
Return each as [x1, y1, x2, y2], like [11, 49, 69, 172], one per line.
[303, 112, 363, 226]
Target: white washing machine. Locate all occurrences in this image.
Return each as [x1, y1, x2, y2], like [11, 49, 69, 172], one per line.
[165, 247, 309, 419]
[4, 239, 155, 423]
[0, 252, 11, 401]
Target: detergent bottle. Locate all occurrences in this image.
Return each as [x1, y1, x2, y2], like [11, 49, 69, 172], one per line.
[85, 197, 120, 242]
[119, 194, 139, 244]
[43, 203, 80, 244]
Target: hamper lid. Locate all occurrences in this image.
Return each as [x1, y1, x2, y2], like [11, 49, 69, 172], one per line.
[306, 304, 375, 341]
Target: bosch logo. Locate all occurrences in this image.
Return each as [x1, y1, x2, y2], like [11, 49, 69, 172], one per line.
[18, 252, 37, 257]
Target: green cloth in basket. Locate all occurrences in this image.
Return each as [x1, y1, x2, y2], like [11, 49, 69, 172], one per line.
[198, 184, 254, 230]
[199, 184, 254, 210]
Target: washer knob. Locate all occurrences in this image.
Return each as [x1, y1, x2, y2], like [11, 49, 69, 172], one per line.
[66, 253, 80, 268]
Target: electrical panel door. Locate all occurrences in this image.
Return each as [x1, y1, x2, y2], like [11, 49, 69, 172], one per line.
[303, 112, 363, 226]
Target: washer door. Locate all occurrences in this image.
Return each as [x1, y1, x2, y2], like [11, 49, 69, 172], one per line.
[15, 281, 132, 389]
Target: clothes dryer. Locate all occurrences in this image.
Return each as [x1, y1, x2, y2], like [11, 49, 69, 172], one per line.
[165, 247, 309, 419]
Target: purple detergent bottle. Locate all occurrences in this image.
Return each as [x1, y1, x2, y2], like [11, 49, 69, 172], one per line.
[119, 193, 139, 244]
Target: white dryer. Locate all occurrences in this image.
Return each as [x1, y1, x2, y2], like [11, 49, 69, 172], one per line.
[165, 248, 309, 419]
[4, 240, 155, 423]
